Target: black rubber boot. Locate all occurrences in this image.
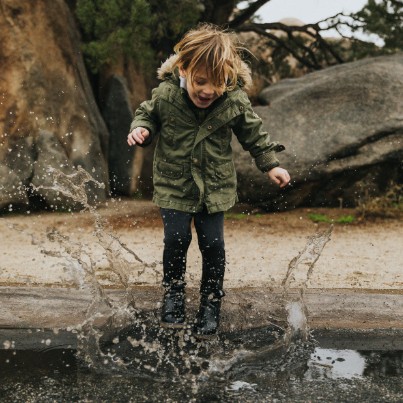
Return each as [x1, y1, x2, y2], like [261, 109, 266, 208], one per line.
[160, 242, 188, 329]
[193, 245, 226, 338]
[193, 293, 223, 338]
[161, 282, 186, 328]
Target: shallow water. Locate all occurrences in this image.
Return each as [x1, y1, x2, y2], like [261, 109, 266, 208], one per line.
[0, 328, 402, 402]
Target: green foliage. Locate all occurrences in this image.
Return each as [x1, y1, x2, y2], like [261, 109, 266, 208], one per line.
[74, 0, 402, 73]
[225, 212, 262, 220]
[352, 0, 403, 53]
[308, 213, 355, 224]
[250, 0, 402, 80]
[323, 0, 403, 62]
[76, 0, 155, 71]
[75, 0, 201, 72]
[148, 0, 202, 42]
[336, 215, 356, 224]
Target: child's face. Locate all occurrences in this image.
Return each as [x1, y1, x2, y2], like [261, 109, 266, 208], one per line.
[179, 66, 224, 109]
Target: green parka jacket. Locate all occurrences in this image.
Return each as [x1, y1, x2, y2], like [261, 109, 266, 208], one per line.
[130, 56, 285, 213]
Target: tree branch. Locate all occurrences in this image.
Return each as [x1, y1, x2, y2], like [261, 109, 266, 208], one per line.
[228, 0, 272, 28]
[237, 24, 319, 69]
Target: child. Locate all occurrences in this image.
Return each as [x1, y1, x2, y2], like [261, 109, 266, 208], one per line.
[127, 23, 290, 338]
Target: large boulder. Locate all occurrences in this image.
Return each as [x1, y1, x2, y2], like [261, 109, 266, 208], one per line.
[101, 75, 136, 196]
[0, 0, 109, 211]
[98, 59, 154, 197]
[234, 54, 403, 210]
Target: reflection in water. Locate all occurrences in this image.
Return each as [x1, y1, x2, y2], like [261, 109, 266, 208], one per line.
[306, 348, 366, 379]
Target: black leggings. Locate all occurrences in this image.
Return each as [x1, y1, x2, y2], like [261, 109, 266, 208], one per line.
[160, 207, 225, 297]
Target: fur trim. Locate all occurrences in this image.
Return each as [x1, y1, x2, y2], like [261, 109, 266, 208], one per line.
[157, 54, 179, 81]
[157, 54, 252, 89]
[238, 60, 252, 89]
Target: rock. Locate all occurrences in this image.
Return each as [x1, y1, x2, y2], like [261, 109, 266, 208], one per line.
[0, 0, 109, 211]
[0, 135, 35, 210]
[101, 75, 142, 196]
[233, 54, 403, 210]
[30, 130, 83, 210]
[0, 164, 29, 211]
[98, 57, 154, 197]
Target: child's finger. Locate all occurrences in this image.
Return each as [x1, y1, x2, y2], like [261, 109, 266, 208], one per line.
[279, 172, 291, 187]
[127, 135, 134, 146]
[127, 131, 139, 146]
[128, 129, 142, 145]
[137, 129, 145, 142]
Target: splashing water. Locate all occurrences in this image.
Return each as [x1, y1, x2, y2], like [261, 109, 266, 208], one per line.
[282, 226, 333, 342]
[32, 166, 160, 368]
[28, 166, 334, 378]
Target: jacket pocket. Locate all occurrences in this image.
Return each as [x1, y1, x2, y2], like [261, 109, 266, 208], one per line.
[214, 161, 234, 179]
[157, 161, 183, 179]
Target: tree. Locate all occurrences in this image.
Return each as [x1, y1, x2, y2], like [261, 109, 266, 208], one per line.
[75, 0, 154, 72]
[74, 0, 403, 78]
[75, 0, 201, 72]
[351, 0, 403, 53]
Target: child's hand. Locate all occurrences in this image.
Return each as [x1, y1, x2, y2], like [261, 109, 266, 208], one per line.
[267, 167, 291, 188]
[127, 127, 150, 146]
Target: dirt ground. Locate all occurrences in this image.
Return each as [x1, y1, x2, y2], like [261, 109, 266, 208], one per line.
[0, 199, 401, 290]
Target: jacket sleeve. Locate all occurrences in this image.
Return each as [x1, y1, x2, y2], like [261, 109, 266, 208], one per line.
[129, 86, 161, 147]
[232, 93, 285, 172]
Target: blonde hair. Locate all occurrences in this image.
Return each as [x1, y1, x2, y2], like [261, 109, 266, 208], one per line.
[172, 23, 252, 91]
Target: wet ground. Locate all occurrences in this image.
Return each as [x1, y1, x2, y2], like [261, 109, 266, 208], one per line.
[0, 327, 402, 402]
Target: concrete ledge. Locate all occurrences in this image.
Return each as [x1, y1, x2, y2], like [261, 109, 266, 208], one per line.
[1, 286, 402, 330]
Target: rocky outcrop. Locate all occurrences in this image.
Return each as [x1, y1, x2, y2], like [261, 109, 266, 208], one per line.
[101, 75, 136, 196]
[0, 0, 109, 211]
[99, 60, 151, 197]
[234, 54, 403, 210]
[98, 60, 157, 199]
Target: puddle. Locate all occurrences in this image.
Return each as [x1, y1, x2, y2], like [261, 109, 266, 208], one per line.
[0, 329, 402, 402]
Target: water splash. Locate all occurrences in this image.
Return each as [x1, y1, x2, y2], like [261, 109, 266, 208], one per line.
[31, 167, 273, 377]
[26, 166, 333, 378]
[40, 166, 103, 210]
[32, 166, 160, 368]
[282, 226, 333, 341]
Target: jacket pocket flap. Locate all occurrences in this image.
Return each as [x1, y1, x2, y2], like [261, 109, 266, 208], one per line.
[157, 161, 183, 179]
[214, 161, 234, 179]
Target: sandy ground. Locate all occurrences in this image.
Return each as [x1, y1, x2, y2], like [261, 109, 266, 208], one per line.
[0, 199, 401, 290]
[0, 199, 402, 330]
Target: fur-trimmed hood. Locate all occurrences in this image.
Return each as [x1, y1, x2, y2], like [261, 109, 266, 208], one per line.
[157, 54, 180, 81]
[157, 54, 252, 89]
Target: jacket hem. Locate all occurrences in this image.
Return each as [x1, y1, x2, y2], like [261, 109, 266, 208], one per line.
[206, 197, 238, 213]
[153, 195, 237, 213]
[153, 196, 202, 213]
